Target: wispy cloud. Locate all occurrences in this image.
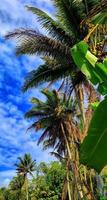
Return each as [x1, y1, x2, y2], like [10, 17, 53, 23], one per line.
[0, 0, 54, 35]
[0, 0, 55, 187]
[0, 100, 53, 186]
[0, 170, 16, 187]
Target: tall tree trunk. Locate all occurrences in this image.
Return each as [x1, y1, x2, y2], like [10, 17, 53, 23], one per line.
[61, 122, 95, 200]
[67, 170, 72, 200]
[61, 175, 68, 200]
[61, 160, 71, 200]
[61, 123, 82, 199]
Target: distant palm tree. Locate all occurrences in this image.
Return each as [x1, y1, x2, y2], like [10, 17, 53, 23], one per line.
[25, 90, 78, 156]
[15, 154, 36, 200]
[25, 89, 93, 199]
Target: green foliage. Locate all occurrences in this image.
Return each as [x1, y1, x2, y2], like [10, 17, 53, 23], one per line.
[91, 101, 100, 110]
[0, 161, 66, 200]
[30, 161, 66, 200]
[26, 6, 72, 46]
[0, 188, 11, 200]
[15, 153, 36, 177]
[22, 61, 72, 91]
[5, 0, 105, 92]
[25, 89, 76, 155]
[4, 0, 107, 199]
[0, 186, 24, 200]
[80, 97, 107, 172]
[71, 41, 107, 95]
[92, 12, 107, 24]
[71, 40, 98, 81]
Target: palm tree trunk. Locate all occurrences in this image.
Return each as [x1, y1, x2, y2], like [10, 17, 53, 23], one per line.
[61, 123, 74, 200]
[67, 169, 72, 200]
[61, 176, 68, 200]
[61, 166, 71, 200]
[61, 123, 81, 199]
[61, 123, 95, 200]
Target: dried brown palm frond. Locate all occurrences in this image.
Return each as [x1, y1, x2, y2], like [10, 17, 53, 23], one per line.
[50, 151, 65, 161]
[5, 29, 71, 63]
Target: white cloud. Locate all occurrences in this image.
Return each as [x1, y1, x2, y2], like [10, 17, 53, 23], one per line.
[0, 170, 16, 187]
[0, 0, 55, 187]
[0, 100, 54, 186]
[0, 0, 54, 35]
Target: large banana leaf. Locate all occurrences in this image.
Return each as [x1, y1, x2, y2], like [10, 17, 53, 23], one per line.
[71, 41, 107, 95]
[71, 41, 99, 84]
[71, 41, 107, 172]
[80, 97, 107, 173]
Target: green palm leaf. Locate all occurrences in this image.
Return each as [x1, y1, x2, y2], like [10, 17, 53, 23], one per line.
[53, 0, 85, 36]
[22, 63, 71, 92]
[26, 6, 74, 46]
[25, 90, 76, 155]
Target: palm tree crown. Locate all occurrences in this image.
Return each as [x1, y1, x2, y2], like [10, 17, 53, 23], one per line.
[15, 154, 36, 177]
[5, 0, 106, 92]
[25, 89, 79, 155]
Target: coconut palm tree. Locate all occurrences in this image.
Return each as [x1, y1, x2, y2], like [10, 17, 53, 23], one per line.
[25, 89, 94, 199]
[5, 0, 106, 93]
[5, 1, 107, 199]
[15, 154, 36, 200]
[5, 0, 106, 131]
[25, 90, 79, 155]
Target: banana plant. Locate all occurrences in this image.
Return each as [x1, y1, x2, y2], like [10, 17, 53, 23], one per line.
[71, 38, 107, 172]
[71, 40, 107, 95]
[80, 96, 107, 172]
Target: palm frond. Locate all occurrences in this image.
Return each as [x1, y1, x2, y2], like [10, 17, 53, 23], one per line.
[56, 140, 66, 155]
[50, 151, 65, 161]
[41, 89, 61, 110]
[41, 89, 57, 106]
[22, 57, 73, 92]
[22, 65, 67, 92]
[83, 0, 107, 21]
[24, 90, 77, 155]
[26, 6, 75, 46]
[15, 154, 36, 177]
[26, 115, 55, 132]
[26, 121, 41, 131]
[54, 0, 85, 35]
[83, 0, 101, 15]
[37, 127, 51, 145]
[31, 97, 45, 105]
[5, 29, 70, 61]
[43, 137, 57, 150]
[25, 108, 52, 119]
[24, 110, 47, 118]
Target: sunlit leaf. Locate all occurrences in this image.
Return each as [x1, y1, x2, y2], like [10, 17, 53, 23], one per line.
[80, 97, 107, 172]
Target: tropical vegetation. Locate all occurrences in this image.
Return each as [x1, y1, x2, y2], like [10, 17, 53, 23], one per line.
[0, 158, 66, 200]
[4, 0, 107, 199]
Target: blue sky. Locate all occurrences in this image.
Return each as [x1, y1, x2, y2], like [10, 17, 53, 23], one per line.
[0, 0, 55, 186]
